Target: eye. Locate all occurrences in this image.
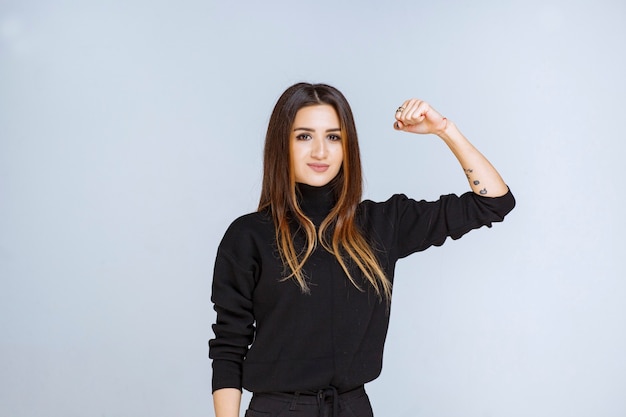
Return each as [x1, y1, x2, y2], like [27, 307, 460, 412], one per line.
[296, 133, 312, 141]
[328, 134, 341, 141]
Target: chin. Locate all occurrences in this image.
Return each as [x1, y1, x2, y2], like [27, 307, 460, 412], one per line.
[298, 176, 333, 187]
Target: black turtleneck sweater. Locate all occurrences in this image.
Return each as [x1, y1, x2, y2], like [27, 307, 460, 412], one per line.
[209, 184, 515, 393]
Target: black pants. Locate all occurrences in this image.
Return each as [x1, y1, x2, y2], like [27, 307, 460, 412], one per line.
[245, 386, 374, 417]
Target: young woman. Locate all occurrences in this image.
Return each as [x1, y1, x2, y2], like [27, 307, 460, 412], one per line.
[209, 83, 515, 417]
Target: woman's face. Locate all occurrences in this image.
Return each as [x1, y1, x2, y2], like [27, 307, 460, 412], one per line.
[290, 104, 344, 187]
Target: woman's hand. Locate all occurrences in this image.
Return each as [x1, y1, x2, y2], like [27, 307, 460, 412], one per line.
[393, 99, 448, 136]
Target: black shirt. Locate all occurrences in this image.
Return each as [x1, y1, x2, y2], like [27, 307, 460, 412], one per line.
[209, 184, 515, 393]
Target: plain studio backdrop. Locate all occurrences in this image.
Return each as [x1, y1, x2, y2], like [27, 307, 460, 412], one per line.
[1, 0, 625, 416]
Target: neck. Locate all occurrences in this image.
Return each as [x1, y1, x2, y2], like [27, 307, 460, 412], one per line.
[296, 182, 336, 218]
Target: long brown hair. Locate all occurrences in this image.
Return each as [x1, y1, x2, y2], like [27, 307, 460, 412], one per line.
[258, 82, 391, 302]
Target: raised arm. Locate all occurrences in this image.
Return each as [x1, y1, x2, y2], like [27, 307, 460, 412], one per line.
[394, 99, 508, 197]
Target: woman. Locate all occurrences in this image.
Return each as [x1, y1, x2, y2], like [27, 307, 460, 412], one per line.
[209, 83, 515, 417]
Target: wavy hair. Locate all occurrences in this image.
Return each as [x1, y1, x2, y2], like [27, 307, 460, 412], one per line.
[258, 82, 391, 302]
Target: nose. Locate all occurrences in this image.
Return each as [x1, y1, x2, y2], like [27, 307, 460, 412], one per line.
[311, 137, 327, 159]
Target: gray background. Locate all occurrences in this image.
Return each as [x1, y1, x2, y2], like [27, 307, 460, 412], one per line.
[1, 0, 625, 416]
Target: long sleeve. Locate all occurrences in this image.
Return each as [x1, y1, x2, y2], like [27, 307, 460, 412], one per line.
[209, 217, 261, 392]
[368, 188, 515, 260]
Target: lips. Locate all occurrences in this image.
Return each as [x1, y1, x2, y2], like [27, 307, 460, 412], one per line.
[308, 163, 330, 173]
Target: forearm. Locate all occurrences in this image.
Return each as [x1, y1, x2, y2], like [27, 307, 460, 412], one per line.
[213, 388, 242, 417]
[438, 120, 508, 197]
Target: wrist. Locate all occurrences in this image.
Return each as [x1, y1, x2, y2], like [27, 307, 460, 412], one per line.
[437, 121, 473, 152]
[436, 119, 456, 140]
[435, 117, 449, 136]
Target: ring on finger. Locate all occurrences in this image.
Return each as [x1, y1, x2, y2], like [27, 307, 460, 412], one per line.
[396, 107, 405, 113]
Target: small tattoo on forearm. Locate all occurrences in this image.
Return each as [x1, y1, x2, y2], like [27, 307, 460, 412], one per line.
[464, 168, 473, 173]
[473, 180, 480, 185]
[479, 188, 488, 195]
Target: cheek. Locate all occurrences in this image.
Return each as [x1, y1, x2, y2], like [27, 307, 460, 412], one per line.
[335, 145, 345, 163]
[290, 143, 305, 161]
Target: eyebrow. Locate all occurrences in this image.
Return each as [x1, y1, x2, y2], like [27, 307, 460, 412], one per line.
[293, 127, 341, 132]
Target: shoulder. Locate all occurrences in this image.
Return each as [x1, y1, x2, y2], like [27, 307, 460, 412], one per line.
[217, 210, 275, 259]
[360, 193, 416, 207]
[358, 193, 427, 216]
[222, 210, 273, 237]
[356, 194, 421, 230]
